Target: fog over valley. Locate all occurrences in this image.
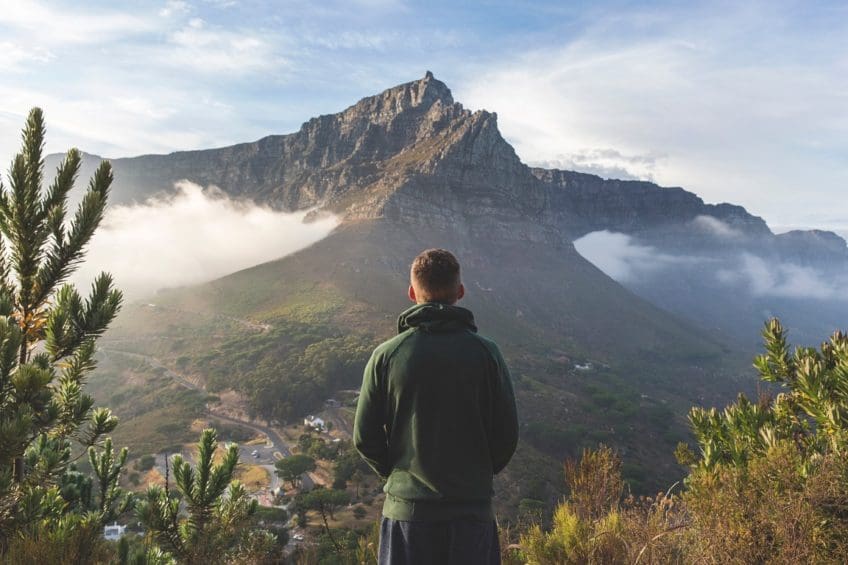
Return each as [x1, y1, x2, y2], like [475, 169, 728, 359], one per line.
[72, 181, 339, 298]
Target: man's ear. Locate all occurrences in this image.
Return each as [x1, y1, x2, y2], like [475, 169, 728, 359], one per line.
[456, 283, 465, 301]
[408, 285, 417, 303]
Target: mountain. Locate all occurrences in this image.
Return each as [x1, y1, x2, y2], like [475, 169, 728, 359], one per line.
[57, 72, 848, 345]
[87, 73, 846, 515]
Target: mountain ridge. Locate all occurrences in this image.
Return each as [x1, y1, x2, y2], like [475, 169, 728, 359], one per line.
[51, 72, 845, 251]
[54, 72, 848, 346]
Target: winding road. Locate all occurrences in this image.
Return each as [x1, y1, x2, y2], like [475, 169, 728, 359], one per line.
[100, 347, 313, 493]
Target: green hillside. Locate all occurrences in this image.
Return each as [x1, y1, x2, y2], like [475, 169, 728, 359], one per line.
[106, 219, 752, 515]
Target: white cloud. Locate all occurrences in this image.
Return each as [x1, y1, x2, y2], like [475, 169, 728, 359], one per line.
[573, 230, 689, 281]
[163, 19, 285, 74]
[692, 215, 743, 238]
[458, 2, 848, 229]
[159, 0, 191, 18]
[0, 1, 156, 45]
[72, 181, 339, 298]
[531, 148, 662, 181]
[718, 253, 848, 301]
[576, 230, 848, 302]
[0, 41, 53, 71]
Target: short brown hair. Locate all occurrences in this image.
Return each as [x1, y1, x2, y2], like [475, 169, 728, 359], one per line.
[410, 248, 461, 303]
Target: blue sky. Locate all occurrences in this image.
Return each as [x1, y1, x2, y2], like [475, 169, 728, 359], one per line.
[1, 0, 846, 236]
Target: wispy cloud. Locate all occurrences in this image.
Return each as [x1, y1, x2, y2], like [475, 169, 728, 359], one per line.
[531, 148, 663, 181]
[73, 181, 339, 298]
[162, 18, 285, 74]
[159, 0, 191, 18]
[692, 216, 744, 239]
[0, 41, 53, 71]
[717, 253, 848, 301]
[0, 0, 156, 45]
[459, 2, 848, 230]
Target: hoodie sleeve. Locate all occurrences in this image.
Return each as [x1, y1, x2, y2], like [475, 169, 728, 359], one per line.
[487, 344, 519, 474]
[353, 349, 392, 479]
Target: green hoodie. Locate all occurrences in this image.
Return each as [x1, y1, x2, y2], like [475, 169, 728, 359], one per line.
[353, 302, 519, 522]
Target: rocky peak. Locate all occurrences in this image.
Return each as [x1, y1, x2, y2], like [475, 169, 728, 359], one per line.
[335, 71, 456, 127]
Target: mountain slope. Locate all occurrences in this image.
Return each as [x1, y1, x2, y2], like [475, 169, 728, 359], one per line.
[111, 215, 746, 515]
[92, 72, 844, 515]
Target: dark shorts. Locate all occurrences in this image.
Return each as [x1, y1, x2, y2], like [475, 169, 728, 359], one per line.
[378, 517, 501, 565]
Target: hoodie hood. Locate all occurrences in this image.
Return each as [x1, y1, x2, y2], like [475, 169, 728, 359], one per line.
[397, 302, 477, 334]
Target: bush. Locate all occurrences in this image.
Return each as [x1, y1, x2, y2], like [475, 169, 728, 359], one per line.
[514, 319, 848, 563]
[514, 446, 685, 564]
[683, 442, 848, 563]
[137, 454, 156, 472]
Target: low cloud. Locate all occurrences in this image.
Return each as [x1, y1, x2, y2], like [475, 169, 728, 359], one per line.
[718, 253, 848, 301]
[692, 215, 743, 238]
[573, 230, 687, 281]
[530, 148, 662, 181]
[72, 181, 338, 298]
[575, 230, 848, 302]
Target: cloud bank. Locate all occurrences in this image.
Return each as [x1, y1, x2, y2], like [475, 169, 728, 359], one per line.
[717, 254, 848, 302]
[72, 182, 338, 298]
[574, 230, 848, 301]
[572, 231, 686, 282]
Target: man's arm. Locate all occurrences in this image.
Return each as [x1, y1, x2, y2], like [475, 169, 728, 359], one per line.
[488, 344, 519, 474]
[353, 350, 391, 479]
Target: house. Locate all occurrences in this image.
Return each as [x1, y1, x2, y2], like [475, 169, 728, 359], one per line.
[103, 522, 126, 541]
[303, 415, 325, 431]
[575, 363, 593, 371]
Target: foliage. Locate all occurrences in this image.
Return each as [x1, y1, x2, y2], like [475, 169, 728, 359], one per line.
[137, 454, 156, 472]
[291, 522, 379, 565]
[295, 486, 351, 521]
[255, 504, 288, 524]
[514, 319, 848, 563]
[513, 445, 685, 564]
[331, 441, 370, 492]
[683, 441, 848, 563]
[87, 352, 207, 455]
[690, 318, 848, 469]
[0, 108, 128, 556]
[563, 445, 624, 521]
[275, 454, 316, 489]
[136, 428, 276, 564]
[298, 432, 340, 460]
[186, 323, 371, 423]
[679, 319, 848, 562]
[293, 486, 352, 554]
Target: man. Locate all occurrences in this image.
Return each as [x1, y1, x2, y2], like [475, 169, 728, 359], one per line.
[354, 248, 519, 564]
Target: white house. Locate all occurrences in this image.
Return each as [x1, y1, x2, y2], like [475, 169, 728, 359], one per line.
[103, 522, 126, 541]
[304, 415, 325, 431]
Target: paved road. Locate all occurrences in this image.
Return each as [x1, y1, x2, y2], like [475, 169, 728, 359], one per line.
[101, 348, 313, 492]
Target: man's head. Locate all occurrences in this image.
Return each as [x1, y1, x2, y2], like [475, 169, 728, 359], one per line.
[408, 248, 465, 305]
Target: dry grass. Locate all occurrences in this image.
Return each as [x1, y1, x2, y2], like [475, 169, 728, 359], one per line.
[236, 465, 271, 492]
[143, 468, 165, 487]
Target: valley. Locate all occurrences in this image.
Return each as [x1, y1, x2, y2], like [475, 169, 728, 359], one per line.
[80, 72, 847, 522]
